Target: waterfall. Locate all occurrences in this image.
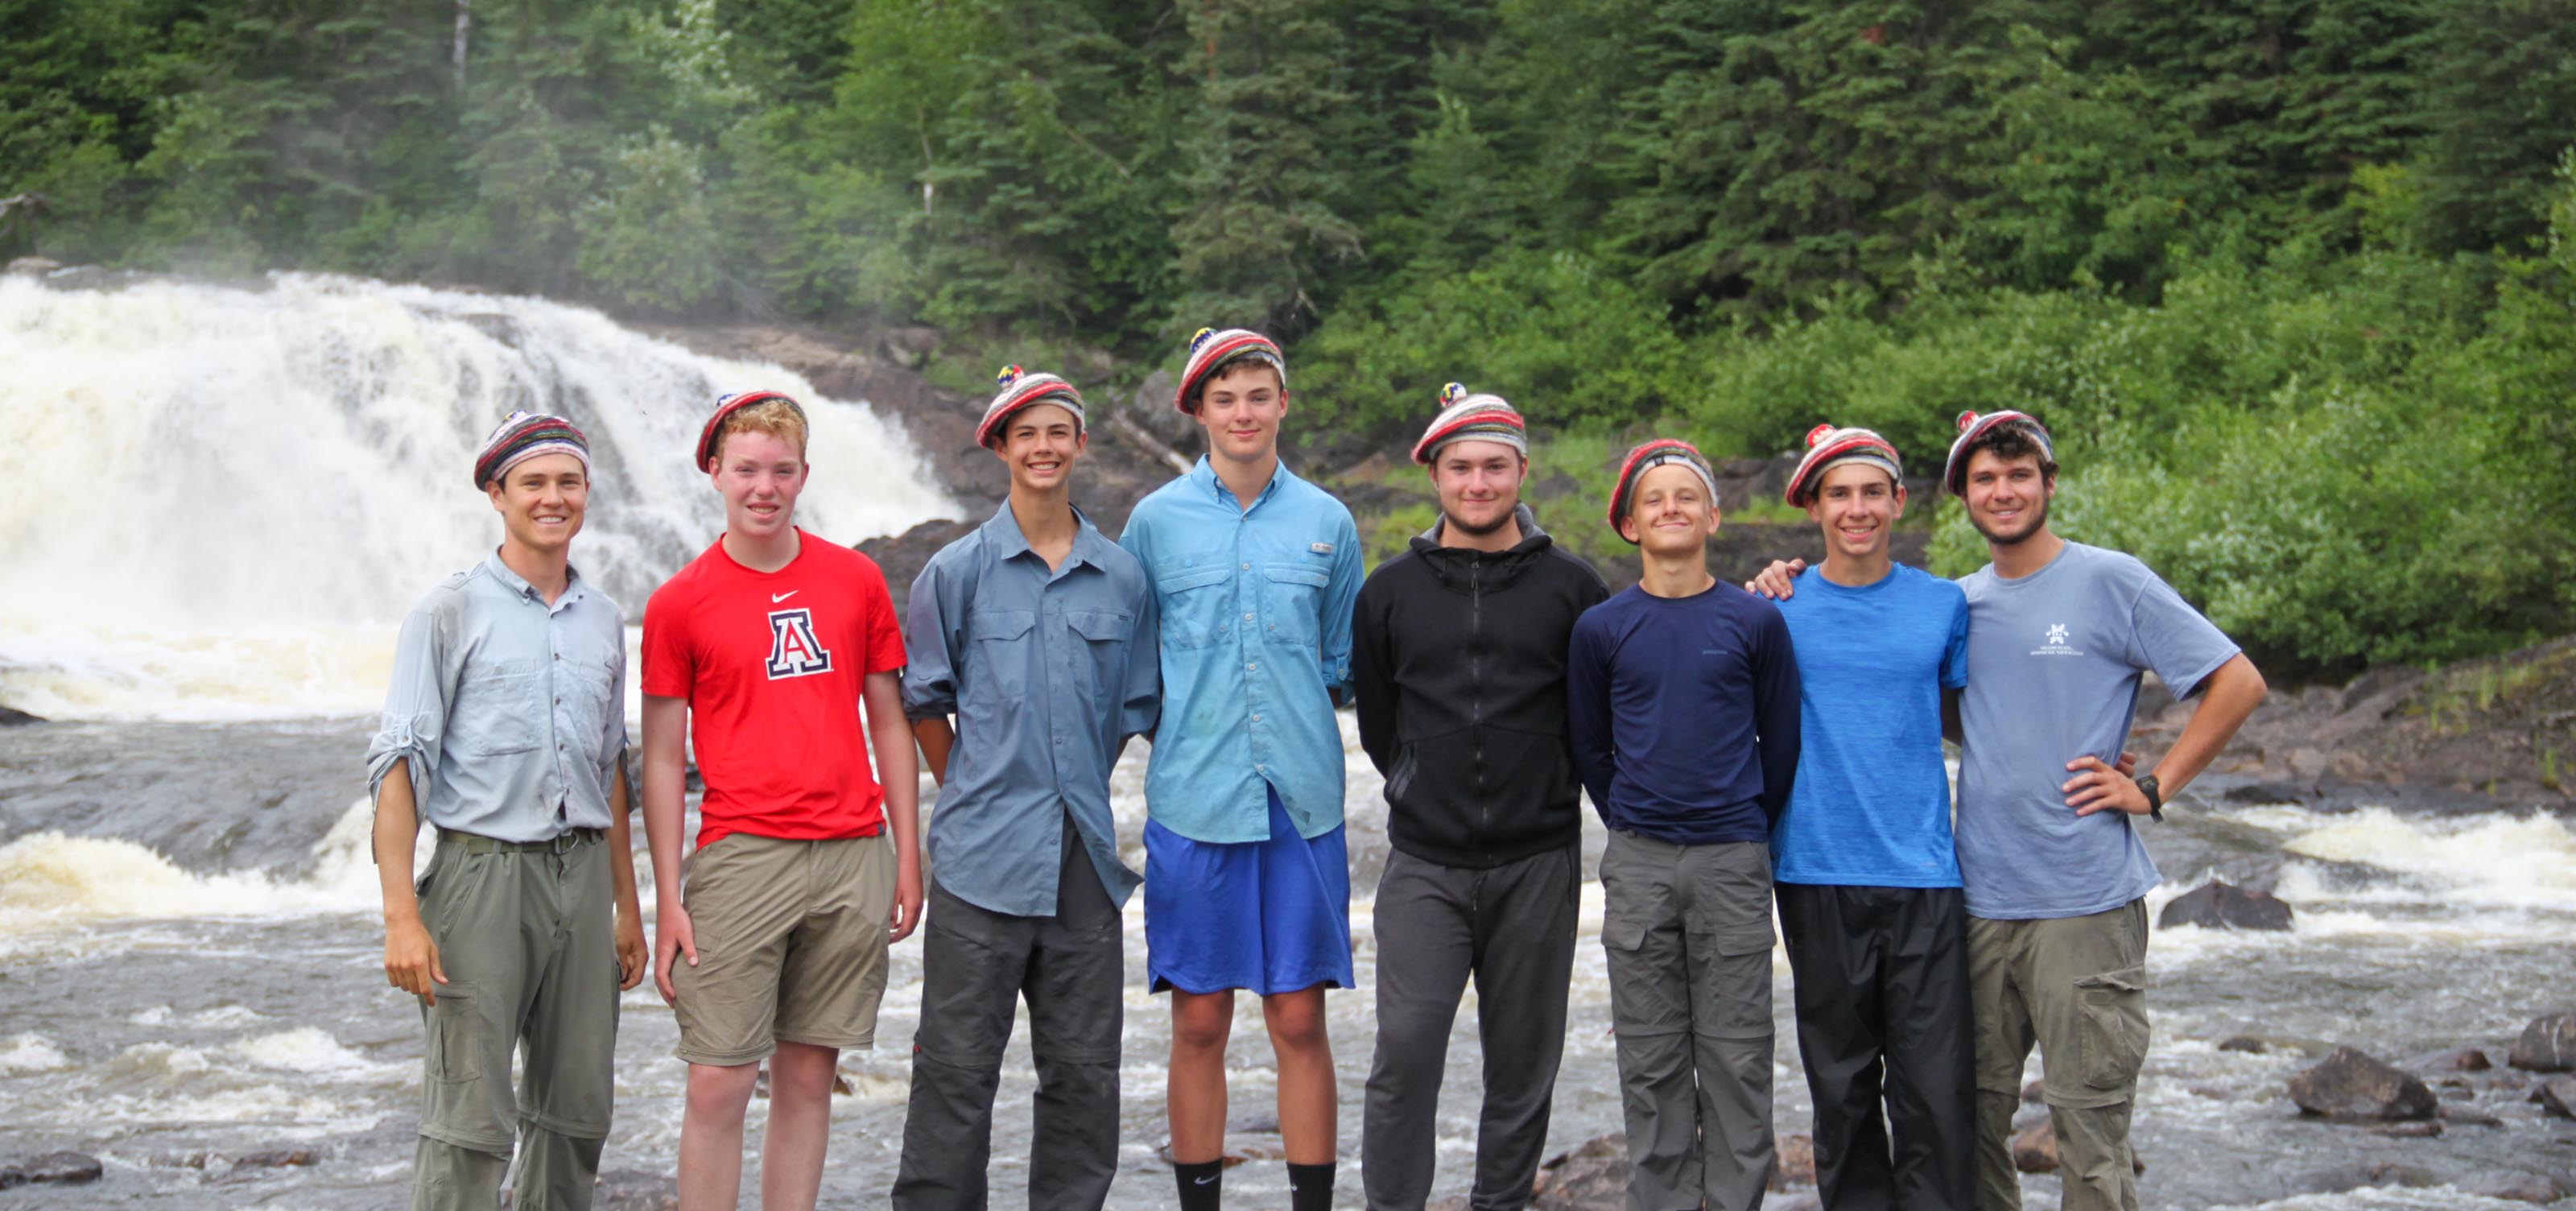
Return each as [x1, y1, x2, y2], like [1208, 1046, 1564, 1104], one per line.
[0, 271, 954, 721]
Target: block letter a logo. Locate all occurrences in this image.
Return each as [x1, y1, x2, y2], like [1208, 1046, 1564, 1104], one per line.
[766, 609, 835, 680]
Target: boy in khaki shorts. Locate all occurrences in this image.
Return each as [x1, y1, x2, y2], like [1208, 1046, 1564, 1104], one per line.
[640, 391, 924, 1211]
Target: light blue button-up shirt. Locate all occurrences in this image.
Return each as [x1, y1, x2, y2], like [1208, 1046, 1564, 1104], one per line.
[365, 553, 628, 843]
[1118, 457, 1362, 843]
[902, 505, 1158, 915]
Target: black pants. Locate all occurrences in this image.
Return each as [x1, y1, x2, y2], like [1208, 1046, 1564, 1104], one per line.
[1361, 843, 1579, 1211]
[1776, 884, 1975, 1211]
[891, 829, 1124, 1211]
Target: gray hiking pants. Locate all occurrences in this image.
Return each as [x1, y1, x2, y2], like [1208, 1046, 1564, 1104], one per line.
[1362, 843, 1579, 1210]
[1599, 831, 1775, 1211]
[411, 828, 618, 1211]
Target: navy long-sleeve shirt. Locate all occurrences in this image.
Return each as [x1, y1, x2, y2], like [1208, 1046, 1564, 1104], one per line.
[1567, 581, 1802, 845]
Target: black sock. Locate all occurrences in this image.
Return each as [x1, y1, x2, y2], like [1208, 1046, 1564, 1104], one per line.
[1287, 1161, 1335, 1211]
[1174, 1159, 1223, 1211]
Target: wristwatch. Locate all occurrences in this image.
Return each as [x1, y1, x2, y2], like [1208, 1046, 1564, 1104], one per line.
[2135, 774, 2163, 822]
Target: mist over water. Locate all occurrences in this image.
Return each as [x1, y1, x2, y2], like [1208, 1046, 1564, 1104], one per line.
[0, 271, 952, 721]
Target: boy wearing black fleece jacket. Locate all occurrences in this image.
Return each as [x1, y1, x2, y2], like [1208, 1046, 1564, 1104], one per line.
[1352, 384, 1608, 1210]
[1567, 439, 1800, 1211]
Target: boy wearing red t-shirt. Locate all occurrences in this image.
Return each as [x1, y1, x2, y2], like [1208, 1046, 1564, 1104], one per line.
[640, 391, 923, 1211]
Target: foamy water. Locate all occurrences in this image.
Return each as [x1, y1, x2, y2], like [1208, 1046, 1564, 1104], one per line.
[0, 271, 954, 721]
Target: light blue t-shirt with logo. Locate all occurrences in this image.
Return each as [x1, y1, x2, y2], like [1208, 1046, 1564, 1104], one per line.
[1955, 541, 2239, 920]
[1771, 564, 1970, 888]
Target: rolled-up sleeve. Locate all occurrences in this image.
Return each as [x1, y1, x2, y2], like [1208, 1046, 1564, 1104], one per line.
[901, 560, 960, 721]
[365, 597, 452, 809]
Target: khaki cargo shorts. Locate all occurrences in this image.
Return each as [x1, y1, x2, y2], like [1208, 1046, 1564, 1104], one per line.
[671, 831, 896, 1067]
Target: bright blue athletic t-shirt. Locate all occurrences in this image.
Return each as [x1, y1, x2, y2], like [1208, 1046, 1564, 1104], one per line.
[1769, 563, 1969, 887]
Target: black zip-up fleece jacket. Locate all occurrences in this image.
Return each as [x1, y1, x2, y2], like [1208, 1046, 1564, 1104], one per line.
[1352, 504, 1611, 868]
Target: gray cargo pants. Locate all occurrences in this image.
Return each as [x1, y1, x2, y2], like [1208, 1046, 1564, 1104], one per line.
[892, 826, 1124, 1211]
[411, 828, 619, 1211]
[1967, 899, 2149, 1211]
[1362, 843, 1579, 1211]
[1599, 831, 1775, 1211]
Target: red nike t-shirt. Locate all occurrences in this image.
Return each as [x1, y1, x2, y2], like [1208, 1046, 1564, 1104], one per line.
[642, 530, 908, 849]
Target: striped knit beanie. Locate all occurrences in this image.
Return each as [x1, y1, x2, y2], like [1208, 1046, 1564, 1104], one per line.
[1608, 438, 1719, 540]
[977, 365, 1086, 448]
[473, 411, 589, 490]
[1173, 327, 1286, 415]
[1942, 409, 2054, 495]
[1784, 424, 1903, 505]
[1411, 382, 1529, 465]
[696, 390, 808, 472]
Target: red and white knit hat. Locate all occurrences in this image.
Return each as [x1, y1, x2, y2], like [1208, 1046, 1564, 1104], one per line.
[1608, 438, 1719, 540]
[976, 365, 1086, 448]
[1942, 409, 2054, 494]
[1173, 327, 1286, 415]
[1783, 424, 1902, 505]
[695, 390, 807, 471]
[1410, 382, 1528, 464]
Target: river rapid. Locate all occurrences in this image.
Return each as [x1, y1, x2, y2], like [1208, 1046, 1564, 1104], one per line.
[3, 271, 2572, 1209]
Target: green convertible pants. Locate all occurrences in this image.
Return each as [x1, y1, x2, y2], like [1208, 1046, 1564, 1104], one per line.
[411, 829, 620, 1211]
[1967, 899, 2150, 1211]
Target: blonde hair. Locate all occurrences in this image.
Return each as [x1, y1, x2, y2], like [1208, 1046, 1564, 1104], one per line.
[712, 399, 809, 464]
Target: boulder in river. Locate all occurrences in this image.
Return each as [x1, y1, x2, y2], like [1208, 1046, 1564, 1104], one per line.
[2458, 1172, 2569, 1205]
[2402, 1045, 2492, 1072]
[7, 1151, 102, 1185]
[2287, 1160, 2438, 1196]
[2157, 878, 2294, 931]
[2010, 1123, 2060, 1174]
[1768, 1133, 1816, 1190]
[2531, 1074, 2576, 1118]
[1528, 1134, 1628, 1209]
[2438, 1101, 2504, 1126]
[0, 704, 43, 726]
[2507, 1011, 2576, 1072]
[2286, 1046, 2438, 1120]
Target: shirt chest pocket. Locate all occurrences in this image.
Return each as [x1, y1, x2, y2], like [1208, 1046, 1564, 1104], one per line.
[559, 658, 616, 748]
[1261, 564, 1330, 648]
[965, 610, 1038, 703]
[450, 661, 543, 758]
[1153, 565, 1235, 650]
[1065, 608, 1133, 698]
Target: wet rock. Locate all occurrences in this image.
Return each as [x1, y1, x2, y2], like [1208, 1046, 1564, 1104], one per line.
[2531, 1074, 2576, 1117]
[2365, 1120, 2442, 1138]
[2011, 1123, 2060, 1174]
[1153, 1134, 1286, 1168]
[1529, 1133, 1628, 1209]
[2219, 1035, 2269, 1054]
[14, 1151, 103, 1185]
[2223, 781, 2316, 805]
[234, 1149, 316, 1168]
[5, 256, 64, 276]
[1766, 1133, 1816, 1190]
[2460, 1172, 2569, 1205]
[2157, 879, 2294, 931]
[2438, 1101, 2504, 1126]
[2403, 1045, 2492, 1072]
[0, 704, 43, 726]
[2287, 1160, 2438, 1195]
[0, 1166, 17, 1189]
[2287, 1046, 2438, 1120]
[851, 520, 976, 626]
[2022, 1077, 2047, 1101]
[2508, 1012, 2576, 1072]
[592, 1169, 680, 1210]
[879, 324, 943, 370]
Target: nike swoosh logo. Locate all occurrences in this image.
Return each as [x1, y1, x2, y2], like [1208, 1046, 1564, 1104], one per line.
[771, 591, 799, 603]
[1193, 1176, 1216, 1185]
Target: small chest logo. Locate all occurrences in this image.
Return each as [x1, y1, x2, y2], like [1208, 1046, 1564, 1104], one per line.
[766, 608, 835, 679]
[2033, 621, 2084, 657]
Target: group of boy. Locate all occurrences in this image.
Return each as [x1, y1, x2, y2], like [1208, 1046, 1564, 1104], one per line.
[369, 321, 2265, 1211]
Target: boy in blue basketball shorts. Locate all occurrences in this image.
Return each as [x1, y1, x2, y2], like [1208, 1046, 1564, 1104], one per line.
[1119, 328, 1363, 1211]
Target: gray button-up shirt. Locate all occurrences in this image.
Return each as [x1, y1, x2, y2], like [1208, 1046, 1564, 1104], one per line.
[902, 505, 1158, 915]
[365, 553, 629, 843]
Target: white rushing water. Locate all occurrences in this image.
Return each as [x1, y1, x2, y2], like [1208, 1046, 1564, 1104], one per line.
[0, 271, 954, 721]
